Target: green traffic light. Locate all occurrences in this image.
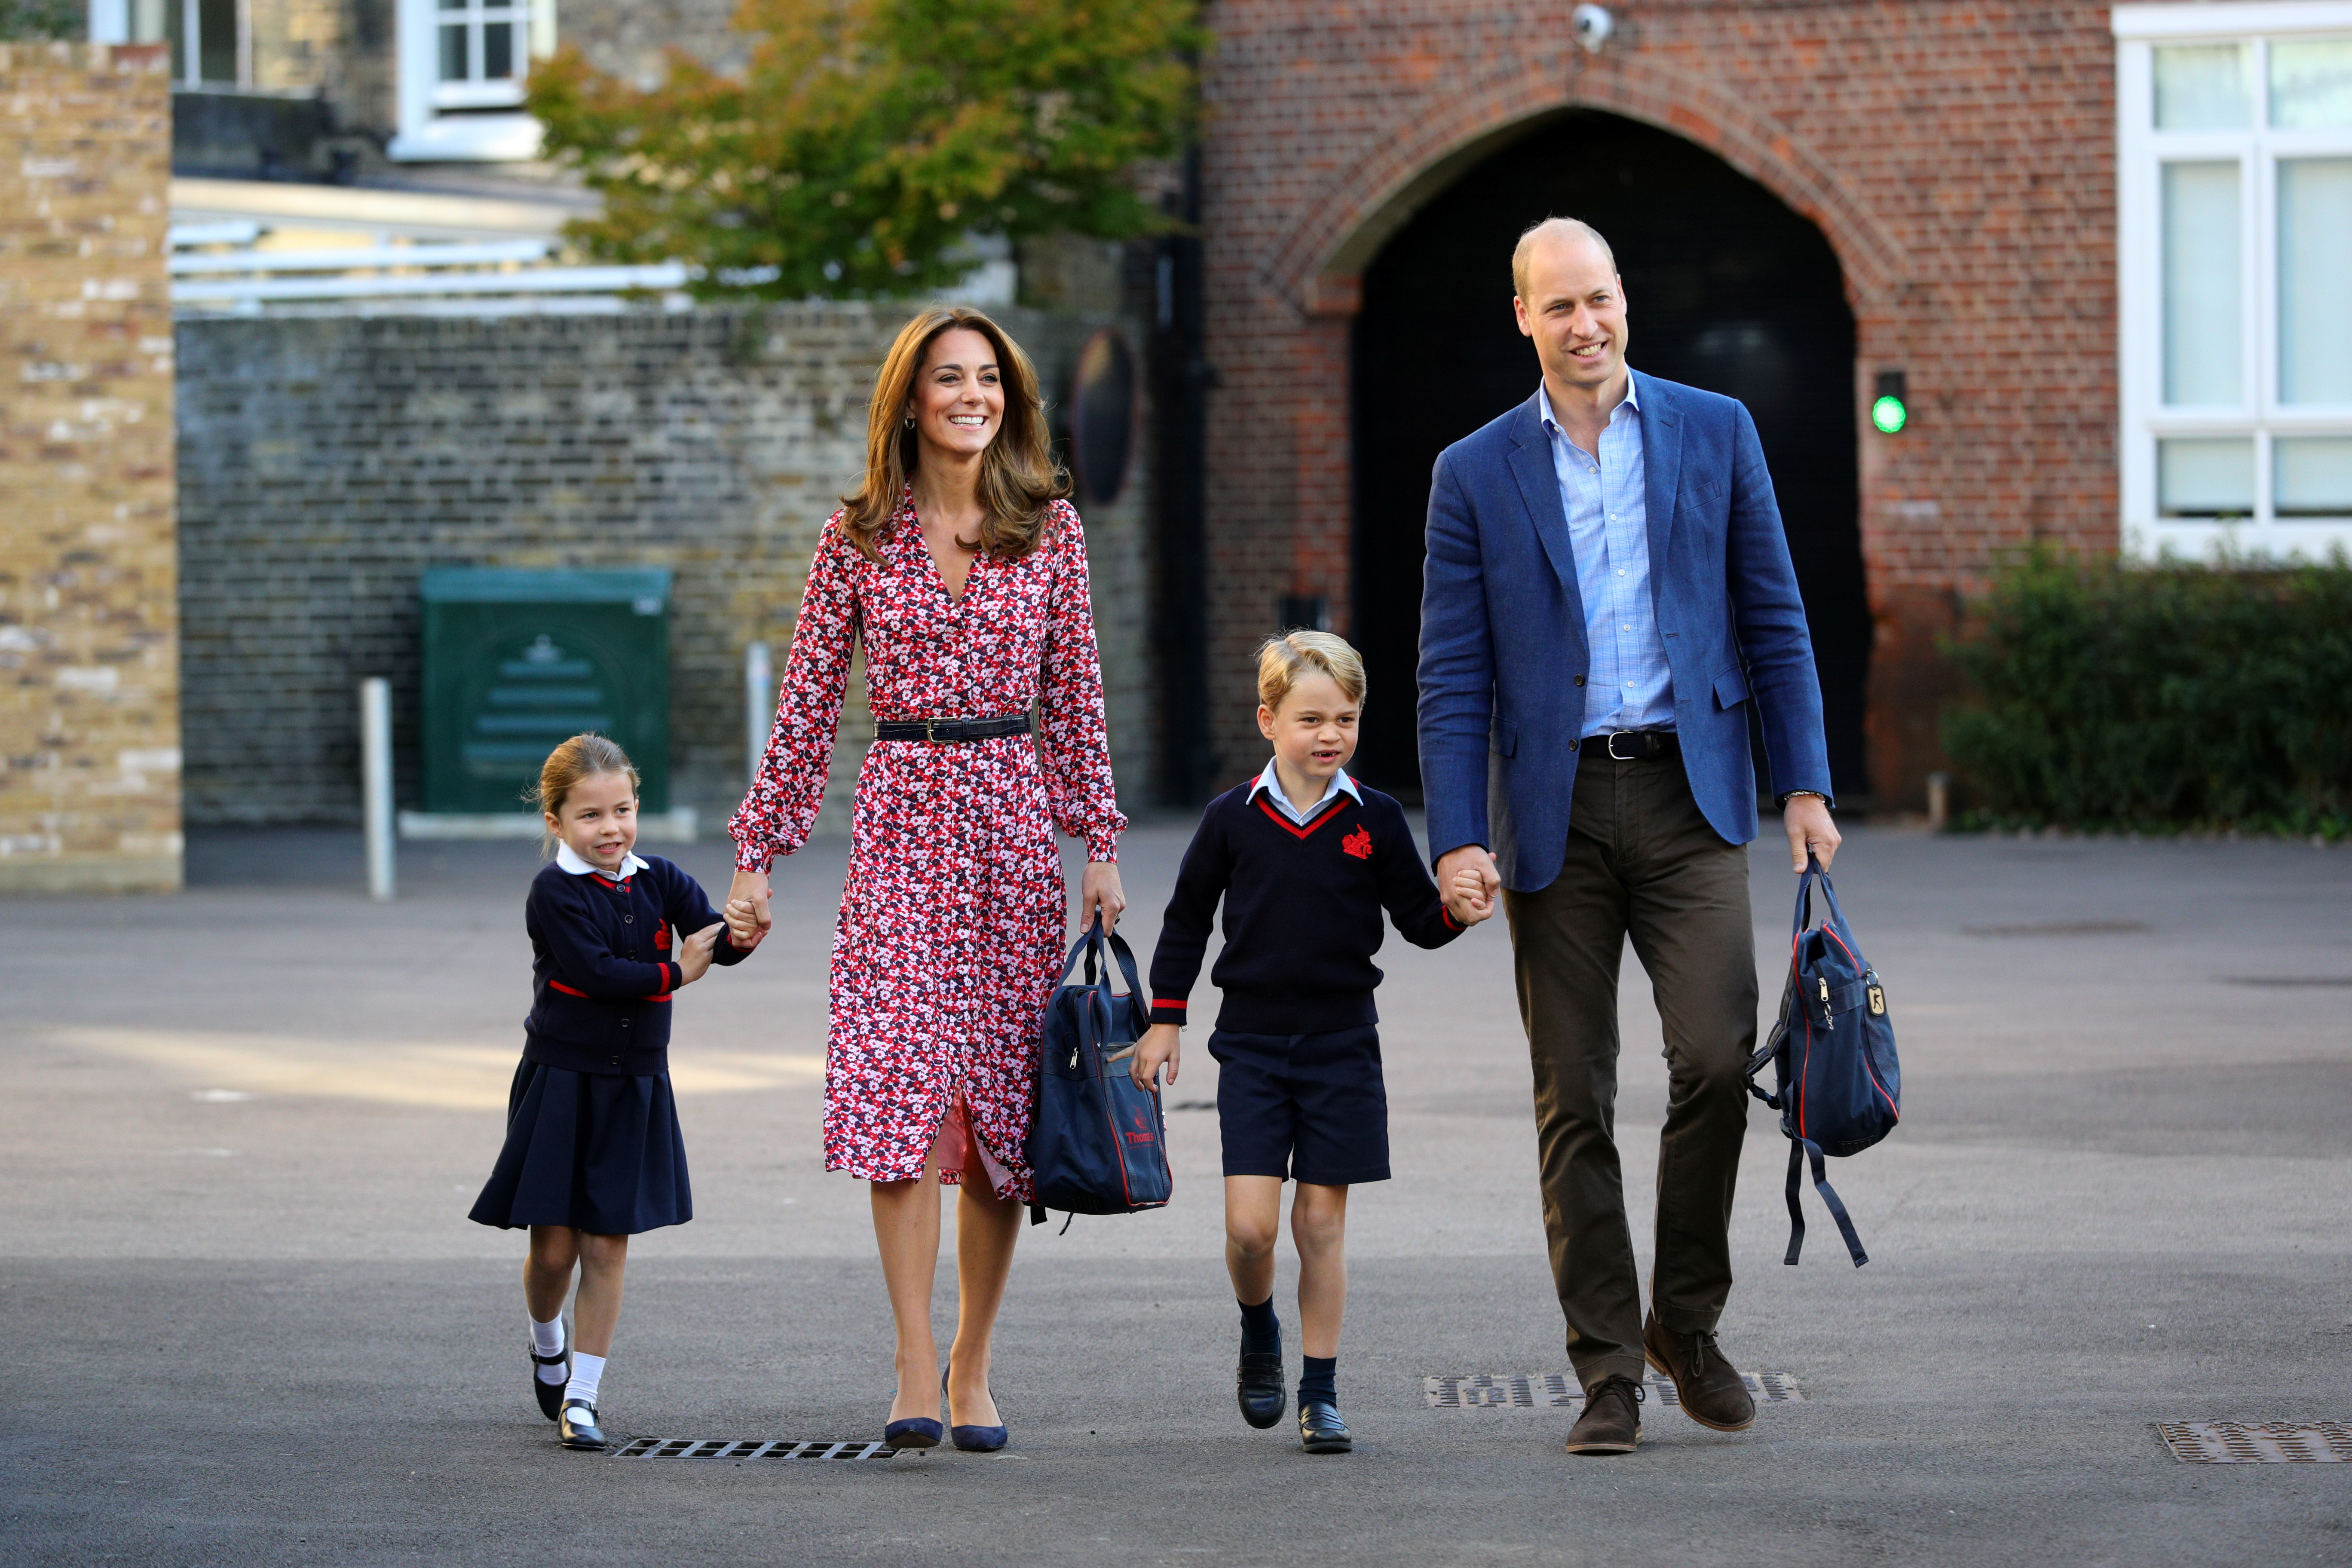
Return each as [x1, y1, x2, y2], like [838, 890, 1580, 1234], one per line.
[1871, 394, 1908, 435]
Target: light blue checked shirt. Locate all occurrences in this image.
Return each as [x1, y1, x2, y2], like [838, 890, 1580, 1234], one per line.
[1539, 378, 1675, 739]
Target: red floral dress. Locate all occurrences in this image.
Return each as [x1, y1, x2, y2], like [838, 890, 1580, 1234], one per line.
[728, 492, 1125, 1200]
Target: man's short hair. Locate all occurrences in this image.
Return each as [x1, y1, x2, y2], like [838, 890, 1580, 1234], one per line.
[1512, 217, 1617, 300]
[1257, 630, 1367, 711]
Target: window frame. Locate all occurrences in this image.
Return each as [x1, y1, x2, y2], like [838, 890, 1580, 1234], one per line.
[390, 0, 556, 163]
[2114, 2, 2352, 560]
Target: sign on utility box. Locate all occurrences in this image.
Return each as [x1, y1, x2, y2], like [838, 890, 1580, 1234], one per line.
[418, 568, 671, 818]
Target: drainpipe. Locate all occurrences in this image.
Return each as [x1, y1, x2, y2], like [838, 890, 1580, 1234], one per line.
[1152, 139, 1215, 805]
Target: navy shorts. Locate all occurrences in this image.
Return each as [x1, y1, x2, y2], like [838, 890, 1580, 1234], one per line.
[1207, 1025, 1390, 1186]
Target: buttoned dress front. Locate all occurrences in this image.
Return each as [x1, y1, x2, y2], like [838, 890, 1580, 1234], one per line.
[728, 493, 1125, 1201]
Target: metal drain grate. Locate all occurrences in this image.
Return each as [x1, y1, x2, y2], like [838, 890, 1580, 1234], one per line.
[609, 1438, 901, 1460]
[1425, 1372, 1802, 1409]
[2159, 1422, 2352, 1462]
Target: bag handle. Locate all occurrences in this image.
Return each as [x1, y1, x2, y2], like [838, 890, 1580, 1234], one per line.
[1789, 854, 1851, 938]
[1069, 914, 1145, 1002]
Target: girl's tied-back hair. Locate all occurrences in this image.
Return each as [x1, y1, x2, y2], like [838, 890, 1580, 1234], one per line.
[530, 734, 640, 852]
[840, 306, 1068, 565]
[1256, 631, 1368, 710]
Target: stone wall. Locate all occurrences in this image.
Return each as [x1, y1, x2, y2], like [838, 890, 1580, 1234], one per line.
[174, 303, 1155, 836]
[0, 42, 181, 894]
[1194, 0, 2119, 808]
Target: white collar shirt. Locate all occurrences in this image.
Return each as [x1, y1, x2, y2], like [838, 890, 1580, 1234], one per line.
[556, 842, 651, 879]
[1246, 759, 1362, 826]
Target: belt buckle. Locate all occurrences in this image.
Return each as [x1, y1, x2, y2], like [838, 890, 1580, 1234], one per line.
[924, 718, 940, 744]
[1605, 729, 1639, 762]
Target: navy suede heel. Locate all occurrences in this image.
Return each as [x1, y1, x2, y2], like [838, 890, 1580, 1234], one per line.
[943, 1362, 1008, 1452]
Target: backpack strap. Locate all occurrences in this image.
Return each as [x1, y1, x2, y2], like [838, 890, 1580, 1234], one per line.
[1784, 1136, 1869, 1268]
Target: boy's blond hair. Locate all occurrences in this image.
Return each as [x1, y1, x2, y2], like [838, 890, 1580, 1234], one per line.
[1256, 630, 1367, 711]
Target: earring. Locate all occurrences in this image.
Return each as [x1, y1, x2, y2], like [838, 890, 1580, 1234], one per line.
[903, 414, 916, 429]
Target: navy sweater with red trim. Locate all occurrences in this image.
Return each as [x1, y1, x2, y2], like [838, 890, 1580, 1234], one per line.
[523, 856, 748, 1076]
[1147, 780, 1462, 1035]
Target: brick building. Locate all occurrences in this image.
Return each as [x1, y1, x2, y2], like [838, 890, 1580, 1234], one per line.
[0, 42, 180, 892]
[52, 0, 2352, 832]
[1182, 0, 2352, 808]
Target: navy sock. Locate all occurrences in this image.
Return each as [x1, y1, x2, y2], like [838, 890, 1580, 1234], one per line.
[1299, 1355, 1337, 1407]
[1238, 1295, 1280, 1358]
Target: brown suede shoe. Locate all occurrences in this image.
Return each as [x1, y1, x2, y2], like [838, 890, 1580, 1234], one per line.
[1562, 1374, 1643, 1455]
[1642, 1314, 1757, 1432]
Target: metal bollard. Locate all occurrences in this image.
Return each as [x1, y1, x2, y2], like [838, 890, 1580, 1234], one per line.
[361, 677, 395, 901]
[1925, 771, 1951, 833]
[745, 642, 774, 789]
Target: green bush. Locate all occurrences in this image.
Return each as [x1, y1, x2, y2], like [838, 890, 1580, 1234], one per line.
[1941, 551, 2352, 837]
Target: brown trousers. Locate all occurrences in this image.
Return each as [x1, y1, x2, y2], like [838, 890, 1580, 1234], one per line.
[1501, 751, 1757, 1389]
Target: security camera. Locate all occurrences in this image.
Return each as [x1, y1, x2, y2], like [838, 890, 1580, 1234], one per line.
[1571, 3, 1614, 52]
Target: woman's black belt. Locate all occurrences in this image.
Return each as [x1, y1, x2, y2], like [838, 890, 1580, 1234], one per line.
[873, 714, 1032, 743]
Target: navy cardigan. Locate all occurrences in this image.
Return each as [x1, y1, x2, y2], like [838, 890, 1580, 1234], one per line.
[1147, 781, 1462, 1035]
[522, 856, 748, 1076]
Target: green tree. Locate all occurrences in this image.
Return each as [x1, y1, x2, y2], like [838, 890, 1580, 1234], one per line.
[0, 1, 86, 40]
[527, 0, 1203, 299]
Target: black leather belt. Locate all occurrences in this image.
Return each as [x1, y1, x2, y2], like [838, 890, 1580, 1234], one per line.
[873, 714, 1031, 743]
[1580, 729, 1679, 762]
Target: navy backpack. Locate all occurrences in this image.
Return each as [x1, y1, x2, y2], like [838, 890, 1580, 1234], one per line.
[1025, 918, 1172, 1227]
[1746, 858, 1901, 1267]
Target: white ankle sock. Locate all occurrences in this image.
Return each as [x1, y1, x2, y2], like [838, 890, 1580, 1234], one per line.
[564, 1352, 606, 1409]
[530, 1315, 566, 1381]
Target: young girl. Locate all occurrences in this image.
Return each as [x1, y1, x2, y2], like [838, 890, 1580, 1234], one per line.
[468, 733, 755, 1450]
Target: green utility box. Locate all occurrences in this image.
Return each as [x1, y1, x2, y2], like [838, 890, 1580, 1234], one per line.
[419, 568, 671, 816]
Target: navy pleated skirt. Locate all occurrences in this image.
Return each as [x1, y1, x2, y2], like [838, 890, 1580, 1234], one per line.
[467, 1058, 692, 1235]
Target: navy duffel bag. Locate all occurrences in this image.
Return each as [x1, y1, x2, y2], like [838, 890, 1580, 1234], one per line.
[1025, 918, 1171, 1226]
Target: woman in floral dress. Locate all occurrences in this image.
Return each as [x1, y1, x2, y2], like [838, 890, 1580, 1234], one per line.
[724, 307, 1126, 1450]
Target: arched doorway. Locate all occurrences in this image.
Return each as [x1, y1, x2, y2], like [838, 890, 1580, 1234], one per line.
[1349, 108, 1868, 802]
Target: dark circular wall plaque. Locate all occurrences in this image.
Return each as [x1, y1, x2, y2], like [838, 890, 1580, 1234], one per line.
[1069, 328, 1136, 507]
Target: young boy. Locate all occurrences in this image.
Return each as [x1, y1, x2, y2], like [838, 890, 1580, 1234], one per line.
[1131, 631, 1492, 1453]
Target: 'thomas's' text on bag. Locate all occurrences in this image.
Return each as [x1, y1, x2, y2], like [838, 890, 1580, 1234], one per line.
[1026, 918, 1171, 1227]
[1746, 857, 1901, 1267]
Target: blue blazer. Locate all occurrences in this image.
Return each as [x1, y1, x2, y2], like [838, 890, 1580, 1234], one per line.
[1416, 371, 1834, 892]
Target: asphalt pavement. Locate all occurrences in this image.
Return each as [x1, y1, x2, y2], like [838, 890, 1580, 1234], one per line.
[3, 818, 2348, 1566]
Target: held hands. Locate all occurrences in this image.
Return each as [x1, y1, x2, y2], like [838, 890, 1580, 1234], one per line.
[1129, 1021, 1181, 1092]
[1782, 795, 1842, 873]
[1436, 844, 1501, 928]
[676, 921, 724, 984]
[1444, 865, 1496, 926]
[723, 868, 772, 949]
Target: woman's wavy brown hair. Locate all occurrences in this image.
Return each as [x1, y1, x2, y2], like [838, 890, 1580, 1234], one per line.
[840, 306, 1069, 564]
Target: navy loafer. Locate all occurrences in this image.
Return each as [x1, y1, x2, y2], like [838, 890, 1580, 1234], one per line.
[1237, 1351, 1286, 1429]
[1298, 1398, 1352, 1454]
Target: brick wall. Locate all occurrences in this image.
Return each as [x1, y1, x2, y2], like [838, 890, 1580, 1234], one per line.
[174, 303, 1155, 835]
[1196, 0, 2119, 807]
[0, 42, 181, 894]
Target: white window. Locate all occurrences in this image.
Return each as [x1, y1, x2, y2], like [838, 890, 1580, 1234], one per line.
[390, 0, 557, 162]
[90, 0, 245, 88]
[2115, 3, 2352, 559]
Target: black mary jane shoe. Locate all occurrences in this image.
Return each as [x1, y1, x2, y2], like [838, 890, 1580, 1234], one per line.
[531, 1349, 571, 1421]
[1297, 1399, 1353, 1455]
[1237, 1351, 1286, 1430]
[557, 1399, 607, 1451]
[943, 1362, 1008, 1453]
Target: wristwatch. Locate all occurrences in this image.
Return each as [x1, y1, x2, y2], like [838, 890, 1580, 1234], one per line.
[1777, 790, 1832, 808]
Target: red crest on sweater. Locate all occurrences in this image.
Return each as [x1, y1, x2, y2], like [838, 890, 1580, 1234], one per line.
[1342, 826, 1372, 859]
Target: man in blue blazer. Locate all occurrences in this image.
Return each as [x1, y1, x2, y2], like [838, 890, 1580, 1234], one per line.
[1417, 217, 1843, 1456]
